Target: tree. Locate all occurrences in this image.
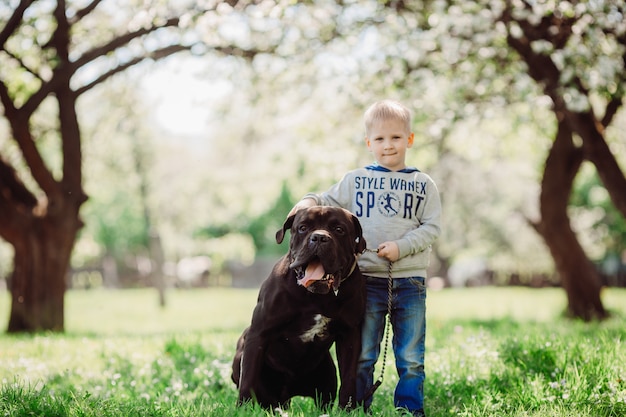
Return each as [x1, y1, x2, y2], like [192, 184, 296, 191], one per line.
[0, 0, 262, 332]
[372, 0, 625, 319]
[498, 1, 626, 319]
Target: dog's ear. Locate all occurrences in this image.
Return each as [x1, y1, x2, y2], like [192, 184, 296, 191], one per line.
[351, 214, 367, 254]
[276, 213, 296, 244]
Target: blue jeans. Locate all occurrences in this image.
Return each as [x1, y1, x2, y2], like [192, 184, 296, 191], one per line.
[356, 275, 427, 413]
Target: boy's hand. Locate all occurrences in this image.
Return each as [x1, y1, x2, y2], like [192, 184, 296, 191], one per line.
[377, 241, 399, 262]
[287, 198, 317, 217]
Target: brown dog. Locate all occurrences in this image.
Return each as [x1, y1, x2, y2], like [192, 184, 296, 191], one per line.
[232, 206, 366, 410]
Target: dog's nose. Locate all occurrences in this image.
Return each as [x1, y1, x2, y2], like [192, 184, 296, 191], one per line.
[310, 231, 330, 244]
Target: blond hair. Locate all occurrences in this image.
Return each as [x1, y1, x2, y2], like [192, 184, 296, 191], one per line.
[364, 100, 412, 137]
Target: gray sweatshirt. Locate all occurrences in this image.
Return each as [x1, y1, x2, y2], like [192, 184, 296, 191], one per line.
[303, 164, 442, 279]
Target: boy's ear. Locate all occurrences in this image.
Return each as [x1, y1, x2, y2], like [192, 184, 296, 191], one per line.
[276, 213, 296, 244]
[407, 132, 415, 147]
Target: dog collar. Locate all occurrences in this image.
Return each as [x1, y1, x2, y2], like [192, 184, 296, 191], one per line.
[345, 256, 358, 279]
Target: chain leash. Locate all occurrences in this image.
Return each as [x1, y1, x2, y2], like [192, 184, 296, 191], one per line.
[362, 248, 393, 402]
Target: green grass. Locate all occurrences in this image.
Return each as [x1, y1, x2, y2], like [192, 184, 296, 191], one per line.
[1, 287, 625, 416]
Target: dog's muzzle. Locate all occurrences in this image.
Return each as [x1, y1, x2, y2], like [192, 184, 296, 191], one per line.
[295, 261, 338, 294]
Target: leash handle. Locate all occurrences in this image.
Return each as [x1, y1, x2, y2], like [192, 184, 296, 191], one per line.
[363, 379, 382, 401]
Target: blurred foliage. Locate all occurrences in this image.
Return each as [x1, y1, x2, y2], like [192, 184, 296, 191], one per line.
[196, 181, 294, 256]
[245, 182, 294, 256]
[1, 0, 625, 284]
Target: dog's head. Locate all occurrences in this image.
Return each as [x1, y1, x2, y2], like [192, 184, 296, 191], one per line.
[275, 206, 366, 295]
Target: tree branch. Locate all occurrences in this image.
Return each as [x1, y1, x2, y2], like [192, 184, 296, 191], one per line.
[0, 156, 38, 208]
[51, 0, 87, 207]
[70, 0, 103, 24]
[602, 97, 623, 128]
[0, 79, 17, 117]
[0, 0, 34, 48]
[20, 16, 183, 116]
[1, 49, 44, 82]
[601, 32, 626, 127]
[75, 44, 193, 96]
[74, 43, 263, 96]
[214, 45, 264, 61]
[573, 110, 626, 218]
[0, 155, 36, 243]
[13, 122, 61, 198]
[73, 17, 182, 70]
[1, 80, 60, 198]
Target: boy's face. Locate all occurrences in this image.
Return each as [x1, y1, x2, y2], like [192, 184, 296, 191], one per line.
[365, 118, 414, 171]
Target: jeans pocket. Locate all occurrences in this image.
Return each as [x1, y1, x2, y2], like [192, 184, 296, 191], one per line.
[409, 277, 427, 300]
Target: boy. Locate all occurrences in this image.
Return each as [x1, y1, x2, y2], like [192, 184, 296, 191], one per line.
[290, 99, 441, 416]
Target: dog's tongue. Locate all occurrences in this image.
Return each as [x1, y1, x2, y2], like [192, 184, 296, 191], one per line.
[297, 262, 325, 288]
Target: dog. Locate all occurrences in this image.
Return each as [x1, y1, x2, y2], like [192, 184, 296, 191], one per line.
[231, 206, 366, 410]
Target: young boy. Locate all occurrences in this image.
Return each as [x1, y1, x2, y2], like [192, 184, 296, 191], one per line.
[290, 100, 441, 416]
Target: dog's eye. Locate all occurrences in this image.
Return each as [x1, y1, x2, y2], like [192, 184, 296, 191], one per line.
[334, 226, 345, 234]
[298, 224, 308, 233]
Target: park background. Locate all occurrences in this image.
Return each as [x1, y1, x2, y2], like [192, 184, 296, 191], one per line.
[1, 1, 625, 416]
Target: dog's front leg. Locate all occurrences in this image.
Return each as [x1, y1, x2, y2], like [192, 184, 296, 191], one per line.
[335, 328, 361, 409]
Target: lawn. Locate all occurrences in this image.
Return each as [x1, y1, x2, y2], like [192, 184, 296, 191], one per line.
[0, 287, 625, 416]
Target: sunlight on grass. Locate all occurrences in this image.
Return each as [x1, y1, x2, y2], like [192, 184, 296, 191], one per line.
[63, 287, 259, 336]
[1, 287, 625, 416]
[428, 287, 568, 321]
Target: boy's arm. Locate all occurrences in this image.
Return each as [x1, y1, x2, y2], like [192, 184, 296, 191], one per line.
[395, 178, 442, 259]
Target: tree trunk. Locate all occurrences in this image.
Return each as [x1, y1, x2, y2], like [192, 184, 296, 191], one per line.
[7, 213, 80, 333]
[149, 230, 167, 308]
[533, 119, 607, 321]
[538, 213, 608, 320]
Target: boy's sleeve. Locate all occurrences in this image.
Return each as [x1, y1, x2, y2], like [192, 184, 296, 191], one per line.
[396, 177, 442, 258]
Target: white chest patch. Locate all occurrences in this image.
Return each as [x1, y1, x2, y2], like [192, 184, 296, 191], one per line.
[300, 314, 332, 343]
